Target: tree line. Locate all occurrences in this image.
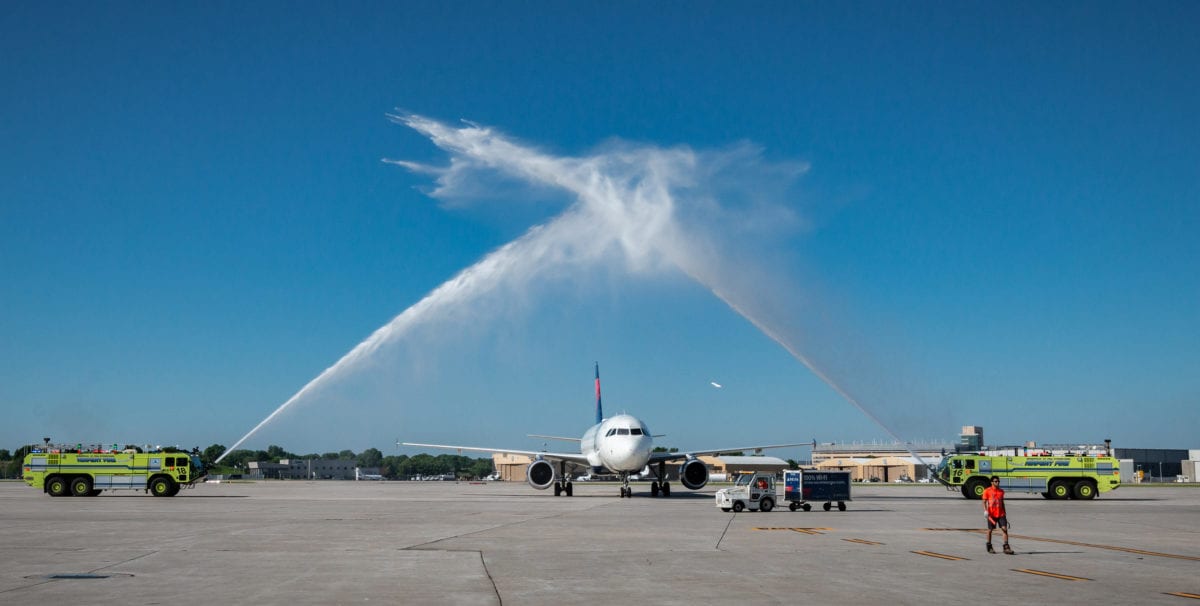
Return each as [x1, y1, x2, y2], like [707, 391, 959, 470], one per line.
[205, 444, 494, 479]
[0, 445, 495, 481]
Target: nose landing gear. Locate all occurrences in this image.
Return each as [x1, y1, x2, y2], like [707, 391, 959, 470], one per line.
[649, 461, 671, 497]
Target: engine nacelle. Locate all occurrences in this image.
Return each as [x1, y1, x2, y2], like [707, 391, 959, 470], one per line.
[679, 458, 709, 490]
[526, 459, 556, 490]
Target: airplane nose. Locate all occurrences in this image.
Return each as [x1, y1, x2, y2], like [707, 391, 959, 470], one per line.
[608, 436, 652, 469]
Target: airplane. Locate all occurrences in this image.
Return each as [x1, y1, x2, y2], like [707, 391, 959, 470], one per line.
[355, 468, 384, 481]
[402, 363, 803, 498]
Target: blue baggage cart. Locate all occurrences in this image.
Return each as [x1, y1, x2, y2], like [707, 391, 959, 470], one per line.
[784, 469, 852, 511]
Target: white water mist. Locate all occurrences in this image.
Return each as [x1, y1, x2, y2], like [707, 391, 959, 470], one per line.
[220, 113, 929, 464]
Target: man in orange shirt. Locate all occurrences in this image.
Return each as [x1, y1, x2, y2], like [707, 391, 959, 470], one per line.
[982, 476, 1014, 554]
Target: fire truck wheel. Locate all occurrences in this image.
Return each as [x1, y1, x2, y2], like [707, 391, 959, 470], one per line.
[1073, 480, 1096, 500]
[732, 501, 745, 513]
[963, 477, 988, 500]
[150, 477, 175, 497]
[760, 497, 774, 513]
[71, 476, 93, 497]
[1049, 480, 1071, 500]
[47, 476, 69, 497]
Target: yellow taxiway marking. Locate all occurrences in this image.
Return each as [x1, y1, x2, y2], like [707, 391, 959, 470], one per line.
[922, 528, 1200, 562]
[911, 550, 968, 561]
[843, 538, 884, 545]
[1165, 592, 1200, 600]
[1013, 569, 1091, 582]
[753, 527, 830, 535]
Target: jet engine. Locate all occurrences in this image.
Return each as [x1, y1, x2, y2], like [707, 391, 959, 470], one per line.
[525, 459, 556, 490]
[679, 458, 709, 490]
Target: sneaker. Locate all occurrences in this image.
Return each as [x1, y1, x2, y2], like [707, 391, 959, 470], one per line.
[1003, 544, 1015, 555]
[986, 543, 996, 554]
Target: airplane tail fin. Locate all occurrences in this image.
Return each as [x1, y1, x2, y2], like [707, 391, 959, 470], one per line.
[594, 362, 603, 424]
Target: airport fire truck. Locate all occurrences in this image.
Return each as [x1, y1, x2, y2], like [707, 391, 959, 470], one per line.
[936, 453, 1120, 500]
[23, 444, 205, 497]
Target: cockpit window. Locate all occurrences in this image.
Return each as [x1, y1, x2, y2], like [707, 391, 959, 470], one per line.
[606, 429, 616, 437]
[630, 428, 643, 435]
[617, 428, 630, 435]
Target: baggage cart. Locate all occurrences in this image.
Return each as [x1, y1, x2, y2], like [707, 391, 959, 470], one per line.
[783, 469, 852, 511]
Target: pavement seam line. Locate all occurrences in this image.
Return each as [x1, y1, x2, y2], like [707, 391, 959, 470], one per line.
[477, 551, 502, 606]
[716, 514, 735, 550]
[89, 550, 158, 573]
[401, 502, 610, 550]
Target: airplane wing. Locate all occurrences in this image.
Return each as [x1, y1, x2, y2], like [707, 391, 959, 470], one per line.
[401, 442, 591, 465]
[526, 434, 582, 443]
[647, 442, 807, 463]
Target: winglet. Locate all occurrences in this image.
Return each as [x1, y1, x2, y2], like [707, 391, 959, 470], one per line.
[594, 362, 603, 425]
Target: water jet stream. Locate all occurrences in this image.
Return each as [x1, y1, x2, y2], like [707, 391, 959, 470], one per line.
[219, 114, 927, 466]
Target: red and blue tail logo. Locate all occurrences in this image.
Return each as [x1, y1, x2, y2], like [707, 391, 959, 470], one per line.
[594, 362, 603, 424]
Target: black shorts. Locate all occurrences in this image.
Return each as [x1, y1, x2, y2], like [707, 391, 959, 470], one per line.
[987, 516, 1008, 530]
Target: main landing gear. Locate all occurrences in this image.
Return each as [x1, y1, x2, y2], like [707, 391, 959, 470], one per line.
[553, 460, 574, 496]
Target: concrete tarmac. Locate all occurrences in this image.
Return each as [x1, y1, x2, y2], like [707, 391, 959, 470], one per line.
[1, 480, 1197, 605]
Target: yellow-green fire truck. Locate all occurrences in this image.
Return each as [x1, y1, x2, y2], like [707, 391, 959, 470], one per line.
[936, 453, 1120, 500]
[23, 446, 205, 497]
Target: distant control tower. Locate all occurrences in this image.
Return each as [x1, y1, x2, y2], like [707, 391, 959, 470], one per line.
[960, 426, 984, 452]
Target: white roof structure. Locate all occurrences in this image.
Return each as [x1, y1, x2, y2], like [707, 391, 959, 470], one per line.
[714, 456, 788, 466]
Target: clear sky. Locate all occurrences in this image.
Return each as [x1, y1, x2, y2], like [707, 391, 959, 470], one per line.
[2, 4, 1197, 460]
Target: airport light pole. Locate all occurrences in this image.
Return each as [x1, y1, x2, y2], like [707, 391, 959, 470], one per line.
[1158, 462, 1163, 483]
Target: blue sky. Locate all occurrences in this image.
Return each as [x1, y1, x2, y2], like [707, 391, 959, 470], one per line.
[2, 4, 1196, 459]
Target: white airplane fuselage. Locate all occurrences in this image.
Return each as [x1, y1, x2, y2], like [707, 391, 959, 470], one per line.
[581, 413, 654, 474]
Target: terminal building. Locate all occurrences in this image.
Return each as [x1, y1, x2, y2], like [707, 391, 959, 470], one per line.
[811, 441, 951, 482]
[247, 458, 380, 480]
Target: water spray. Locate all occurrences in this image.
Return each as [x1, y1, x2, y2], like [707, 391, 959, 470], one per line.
[220, 114, 931, 463]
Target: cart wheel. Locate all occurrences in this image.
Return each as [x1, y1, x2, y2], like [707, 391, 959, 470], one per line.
[802, 503, 811, 512]
[789, 502, 798, 512]
[837, 501, 846, 511]
[733, 501, 745, 513]
[823, 502, 831, 511]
